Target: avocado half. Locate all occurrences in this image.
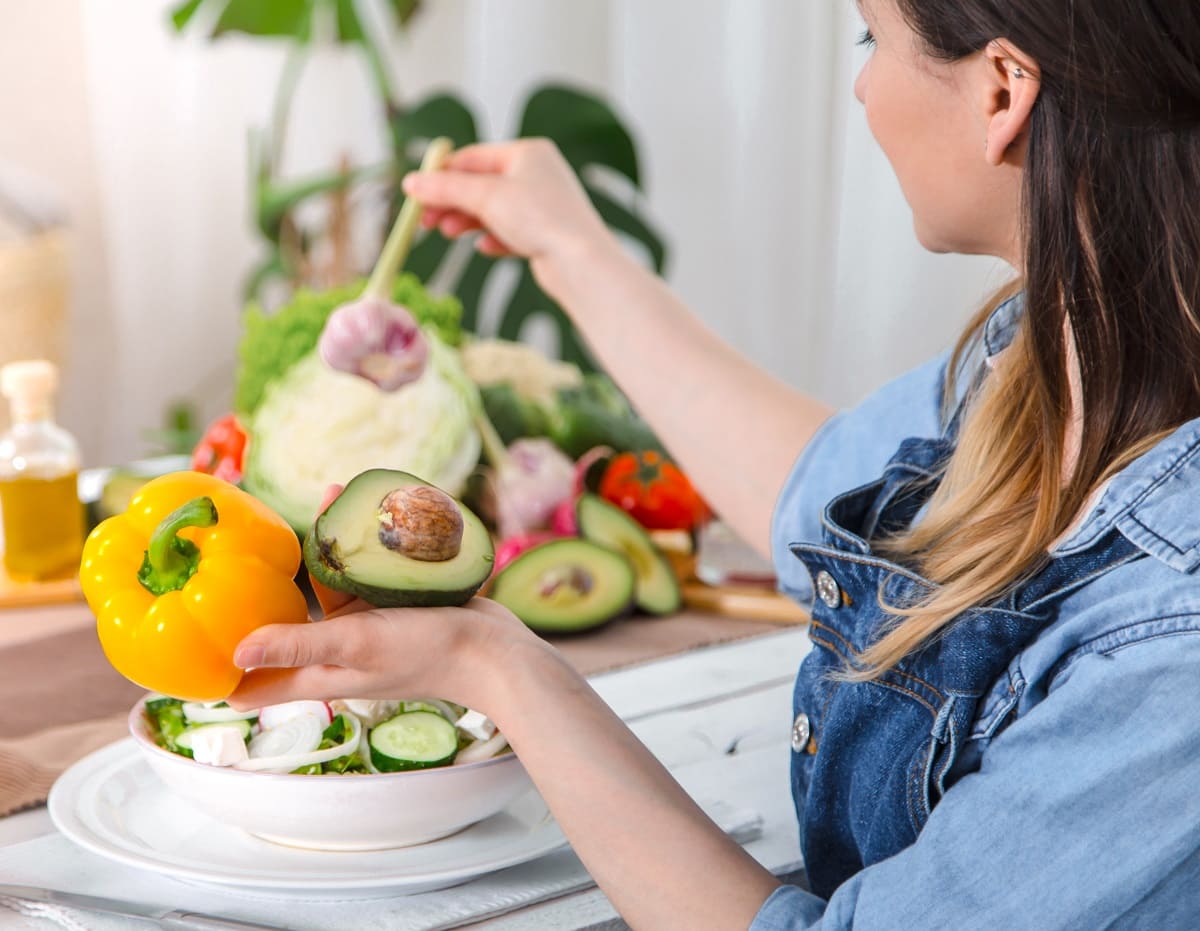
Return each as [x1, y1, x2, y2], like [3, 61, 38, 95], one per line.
[490, 539, 636, 633]
[576, 494, 682, 615]
[304, 469, 494, 608]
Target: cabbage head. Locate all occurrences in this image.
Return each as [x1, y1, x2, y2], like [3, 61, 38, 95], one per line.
[243, 333, 481, 532]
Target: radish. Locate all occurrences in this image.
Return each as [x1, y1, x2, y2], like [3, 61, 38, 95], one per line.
[550, 497, 579, 536]
[494, 532, 563, 575]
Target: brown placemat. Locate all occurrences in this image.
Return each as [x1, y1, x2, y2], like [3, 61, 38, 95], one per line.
[0, 604, 795, 817]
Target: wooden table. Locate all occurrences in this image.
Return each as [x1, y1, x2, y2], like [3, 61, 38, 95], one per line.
[0, 608, 810, 929]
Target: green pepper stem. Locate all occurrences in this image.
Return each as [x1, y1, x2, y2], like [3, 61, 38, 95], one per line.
[363, 136, 454, 302]
[138, 496, 219, 596]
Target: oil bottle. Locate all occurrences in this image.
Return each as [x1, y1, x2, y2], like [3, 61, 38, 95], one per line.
[0, 360, 86, 580]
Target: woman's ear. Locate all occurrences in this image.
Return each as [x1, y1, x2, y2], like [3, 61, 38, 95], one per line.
[983, 40, 1041, 167]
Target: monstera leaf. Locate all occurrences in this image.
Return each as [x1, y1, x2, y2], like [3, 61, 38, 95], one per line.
[397, 85, 667, 370]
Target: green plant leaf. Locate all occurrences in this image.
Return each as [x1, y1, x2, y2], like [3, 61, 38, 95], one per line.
[172, 0, 423, 42]
[255, 161, 394, 239]
[386, 0, 422, 27]
[335, 0, 423, 39]
[212, 0, 314, 40]
[496, 266, 594, 369]
[394, 94, 479, 152]
[243, 251, 293, 302]
[169, 0, 204, 31]
[333, 0, 366, 40]
[402, 226, 454, 283]
[517, 85, 640, 187]
[587, 186, 667, 274]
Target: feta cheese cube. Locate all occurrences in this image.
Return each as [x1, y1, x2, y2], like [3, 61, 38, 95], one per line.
[334, 699, 402, 728]
[455, 709, 496, 741]
[190, 726, 250, 766]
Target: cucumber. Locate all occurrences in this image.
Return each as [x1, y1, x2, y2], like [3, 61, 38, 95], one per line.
[369, 711, 459, 772]
[176, 719, 253, 750]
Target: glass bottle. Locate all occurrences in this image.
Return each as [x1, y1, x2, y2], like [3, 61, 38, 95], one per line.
[0, 360, 86, 580]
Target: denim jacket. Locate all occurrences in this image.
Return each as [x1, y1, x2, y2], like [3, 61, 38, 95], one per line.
[754, 296, 1200, 929]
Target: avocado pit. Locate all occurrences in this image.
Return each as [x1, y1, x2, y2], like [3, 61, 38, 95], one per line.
[378, 485, 464, 562]
[538, 565, 595, 600]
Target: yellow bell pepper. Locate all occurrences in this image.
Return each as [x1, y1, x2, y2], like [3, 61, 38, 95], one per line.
[80, 471, 309, 702]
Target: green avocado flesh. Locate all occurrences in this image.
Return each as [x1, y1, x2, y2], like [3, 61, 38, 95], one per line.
[576, 494, 681, 615]
[304, 469, 494, 608]
[490, 539, 636, 633]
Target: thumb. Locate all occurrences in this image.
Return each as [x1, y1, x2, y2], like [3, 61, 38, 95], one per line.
[233, 619, 354, 671]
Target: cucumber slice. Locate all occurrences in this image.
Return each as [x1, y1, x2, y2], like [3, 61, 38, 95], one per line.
[176, 719, 252, 750]
[369, 711, 459, 772]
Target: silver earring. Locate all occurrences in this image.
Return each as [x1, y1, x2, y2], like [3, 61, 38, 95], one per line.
[1012, 66, 1025, 79]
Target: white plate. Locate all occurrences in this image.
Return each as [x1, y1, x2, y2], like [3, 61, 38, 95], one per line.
[48, 739, 568, 897]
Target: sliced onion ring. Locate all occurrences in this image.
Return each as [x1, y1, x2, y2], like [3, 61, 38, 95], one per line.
[235, 713, 362, 773]
[453, 731, 510, 765]
[181, 701, 260, 725]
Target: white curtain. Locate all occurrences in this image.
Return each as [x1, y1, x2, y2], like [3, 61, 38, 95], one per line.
[69, 0, 1009, 464]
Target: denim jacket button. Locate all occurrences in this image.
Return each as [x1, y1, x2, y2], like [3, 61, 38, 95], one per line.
[791, 712, 811, 752]
[816, 571, 841, 609]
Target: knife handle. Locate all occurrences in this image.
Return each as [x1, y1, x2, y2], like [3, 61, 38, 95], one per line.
[162, 911, 287, 931]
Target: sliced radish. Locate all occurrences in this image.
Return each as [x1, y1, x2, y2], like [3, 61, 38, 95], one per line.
[181, 702, 259, 725]
[236, 713, 362, 774]
[258, 700, 333, 730]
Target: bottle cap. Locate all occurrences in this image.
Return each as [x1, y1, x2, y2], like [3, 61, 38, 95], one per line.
[1, 359, 58, 422]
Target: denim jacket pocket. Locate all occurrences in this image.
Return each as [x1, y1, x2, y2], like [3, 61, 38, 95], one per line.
[970, 656, 1027, 741]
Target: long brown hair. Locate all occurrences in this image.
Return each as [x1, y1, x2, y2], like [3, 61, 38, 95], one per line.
[853, 0, 1200, 676]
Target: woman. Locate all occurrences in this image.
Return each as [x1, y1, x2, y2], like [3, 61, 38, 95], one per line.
[229, 0, 1200, 926]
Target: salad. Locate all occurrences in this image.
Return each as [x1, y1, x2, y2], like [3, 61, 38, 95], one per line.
[144, 696, 509, 775]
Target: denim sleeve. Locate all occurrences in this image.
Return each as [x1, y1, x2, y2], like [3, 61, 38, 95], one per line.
[771, 351, 950, 603]
[749, 630, 1200, 929]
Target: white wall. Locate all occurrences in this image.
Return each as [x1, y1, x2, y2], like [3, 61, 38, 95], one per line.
[0, 0, 1009, 466]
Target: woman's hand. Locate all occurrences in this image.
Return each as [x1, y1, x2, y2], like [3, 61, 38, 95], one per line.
[402, 139, 615, 293]
[227, 597, 532, 713]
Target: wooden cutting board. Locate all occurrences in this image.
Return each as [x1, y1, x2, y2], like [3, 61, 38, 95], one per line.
[681, 581, 808, 626]
[0, 562, 83, 609]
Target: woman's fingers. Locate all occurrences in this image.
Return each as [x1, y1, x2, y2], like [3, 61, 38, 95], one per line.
[443, 142, 519, 174]
[477, 234, 513, 257]
[229, 665, 368, 709]
[402, 169, 498, 217]
[438, 211, 483, 238]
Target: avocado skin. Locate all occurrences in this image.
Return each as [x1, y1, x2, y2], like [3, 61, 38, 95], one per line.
[303, 530, 489, 608]
[301, 469, 494, 609]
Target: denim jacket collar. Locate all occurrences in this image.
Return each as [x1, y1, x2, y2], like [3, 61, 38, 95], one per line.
[982, 292, 1025, 360]
[1053, 418, 1200, 571]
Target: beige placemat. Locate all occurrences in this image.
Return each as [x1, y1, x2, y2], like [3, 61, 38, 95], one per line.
[0, 603, 794, 817]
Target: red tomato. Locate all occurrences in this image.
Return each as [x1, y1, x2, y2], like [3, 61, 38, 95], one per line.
[598, 451, 710, 531]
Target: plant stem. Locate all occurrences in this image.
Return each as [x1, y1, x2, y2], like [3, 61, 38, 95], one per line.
[474, 406, 511, 471]
[270, 45, 309, 169]
[363, 136, 453, 301]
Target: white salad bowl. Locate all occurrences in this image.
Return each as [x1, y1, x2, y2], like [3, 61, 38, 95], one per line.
[128, 697, 534, 851]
